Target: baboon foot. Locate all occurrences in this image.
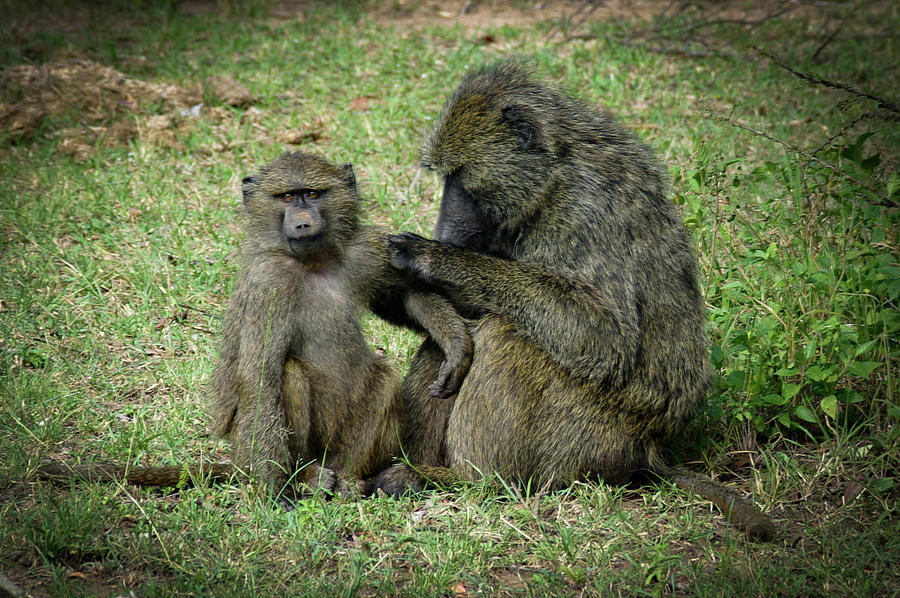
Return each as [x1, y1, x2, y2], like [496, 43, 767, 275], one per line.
[296, 464, 337, 496]
[368, 463, 427, 497]
[333, 475, 366, 500]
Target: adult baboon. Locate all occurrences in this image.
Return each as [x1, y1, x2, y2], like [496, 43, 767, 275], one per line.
[39, 152, 471, 496]
[374, 60, 775, 540]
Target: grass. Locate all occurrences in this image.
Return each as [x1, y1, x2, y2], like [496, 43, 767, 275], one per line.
[1, 0, 898, 596]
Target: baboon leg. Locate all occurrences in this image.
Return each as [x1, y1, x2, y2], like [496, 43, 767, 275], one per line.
[443, 318, 537, 483]
[282, 357, 312, 465]
[341, 358, 404, 480]
[281, 357, 339, 493]
[398, 339, 456, 466]
[230, 380, 295, 491]
[445, 317, 645, 488]
[376, 318, 648, 495]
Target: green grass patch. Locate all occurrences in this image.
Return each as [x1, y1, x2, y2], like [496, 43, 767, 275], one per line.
[1, 1, 897, 595]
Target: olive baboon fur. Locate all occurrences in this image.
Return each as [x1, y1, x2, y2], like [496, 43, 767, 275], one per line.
[375, 60, 775, 540]
[39, 152, 471, 496]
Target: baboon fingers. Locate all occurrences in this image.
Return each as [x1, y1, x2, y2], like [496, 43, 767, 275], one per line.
[333, 474, 366, 499]
[296, 464, 337, 495]
[387, 232, 434, 282]
[428, 358, 464, 398]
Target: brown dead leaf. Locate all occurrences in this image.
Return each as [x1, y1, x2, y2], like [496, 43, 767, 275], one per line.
[57, 138, 96, 160]
[452, 582, 468, 597]
[843, 481, 864, 505]
[276, 128, 325, 145]
[206, 75, 254, 107]
[143, 127, 184, 151]
[201, 106, 232, 126]
[103, 121, 138, 145]
[348, 96, 378, 111]
[0, 102, 46, 138]
[145, 114, 173, 130]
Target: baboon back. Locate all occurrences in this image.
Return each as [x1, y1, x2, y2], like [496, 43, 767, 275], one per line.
[390, 60, 708, 479]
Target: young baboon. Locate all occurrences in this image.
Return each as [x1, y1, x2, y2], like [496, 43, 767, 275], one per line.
[374, 60, 776, 540]
[38, 152, 472, 496]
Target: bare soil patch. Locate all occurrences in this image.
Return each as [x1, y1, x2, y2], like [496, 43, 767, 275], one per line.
[0, 59, 201, 155]
[0, 59, 269, 160]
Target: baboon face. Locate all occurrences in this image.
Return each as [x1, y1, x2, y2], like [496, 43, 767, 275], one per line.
[241, 152, 359, 257]
[421, 62, 555, 243]
[433, 172, 490, 252]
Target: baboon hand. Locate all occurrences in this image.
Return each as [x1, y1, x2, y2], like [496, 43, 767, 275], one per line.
[299, 464, 337, 495]
[388, 232, 437, 283]
[429, 346, 472, 399]
[333, 474, 366, 499]
[429, 359, 462, 398]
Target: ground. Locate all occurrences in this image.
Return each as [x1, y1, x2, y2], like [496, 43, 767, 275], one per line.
[0, 1, 897, 596]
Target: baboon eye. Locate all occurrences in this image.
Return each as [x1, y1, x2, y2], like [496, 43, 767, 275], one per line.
[277, 189, 319, 202]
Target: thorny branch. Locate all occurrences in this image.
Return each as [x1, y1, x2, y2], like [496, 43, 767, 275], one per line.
[705, 109, 897, 208]
[753, 47, 900, 115]
[543, 0, 606, 43]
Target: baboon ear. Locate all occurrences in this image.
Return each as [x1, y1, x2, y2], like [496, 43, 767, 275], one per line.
[501, 105, 542, 152]
[340, 163, 357, 191]
[241, 176, 259, 203]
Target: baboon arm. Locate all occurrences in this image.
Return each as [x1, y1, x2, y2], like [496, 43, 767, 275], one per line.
[234, 327, 290, 399]
[352, 227, 473, 396]
[402, 292, 473, 397]
[208, 334, 240, 438]
[390, 233, 639, 385]
[356, 226, 458, 329]
[228, 276, 298, 395]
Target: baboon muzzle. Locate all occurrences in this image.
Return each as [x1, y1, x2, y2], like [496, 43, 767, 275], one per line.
[283, 208, 321, 241]
[434, 176, 489, 251]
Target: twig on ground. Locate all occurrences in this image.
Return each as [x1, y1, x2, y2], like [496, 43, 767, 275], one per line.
[615, 37, 727, 58]
[543, 0, 607, 43]
[405, 169, 423, 205]
[657, 2, 796, 41]
[460, 0, 477, 15]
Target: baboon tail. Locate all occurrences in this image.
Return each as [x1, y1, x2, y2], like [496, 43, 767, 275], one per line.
[664, 466, 777, 542]
[35, 462, 239, 488]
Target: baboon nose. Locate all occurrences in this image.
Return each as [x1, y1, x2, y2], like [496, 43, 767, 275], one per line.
[284, 212, 319, 240]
